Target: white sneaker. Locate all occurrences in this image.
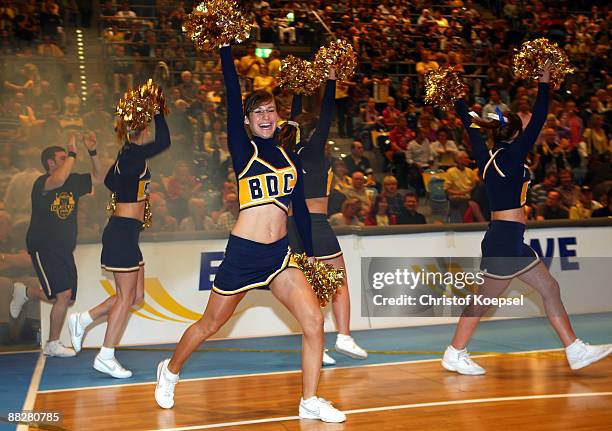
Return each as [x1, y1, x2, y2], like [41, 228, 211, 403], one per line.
[155, 359, 179, 409]
[68, 313, 85, 353]
[322, 349, 336, 366]
[299, 396, 346, 423]
[335, 334, 368, 359]
[441, 345, 486, 375]
[9, 282, 28, 319]
[93, 355, 132, 378]
[43, 340, 76, 357]
[566, 339, 612, 370]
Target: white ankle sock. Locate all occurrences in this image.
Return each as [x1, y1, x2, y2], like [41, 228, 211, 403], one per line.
[80, 311, 93, 328]
[99, 346, 115, 360]
[164, 364, 179, 380]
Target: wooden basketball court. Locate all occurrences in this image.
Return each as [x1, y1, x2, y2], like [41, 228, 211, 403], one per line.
[32, 350, 612, 430]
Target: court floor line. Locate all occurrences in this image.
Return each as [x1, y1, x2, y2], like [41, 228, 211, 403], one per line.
[149, 391, 612, 431]
[16, 353, 45, 431]
[37, 347, 567, 394]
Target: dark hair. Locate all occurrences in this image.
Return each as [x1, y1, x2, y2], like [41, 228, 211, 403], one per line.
[370, 194, 391, 218]
[472, 111, 523, 142]
[243, 90, 275, 116]
[243, 90, 299, 151]
[404, 191, 418, 200]
[41, 146, 65, 172]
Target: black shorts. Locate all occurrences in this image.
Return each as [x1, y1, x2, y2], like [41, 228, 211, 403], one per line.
[212, 234, 298, 296]
[101, 216, 144, 272]
[30, 249, 77, 300]
[288, 213, 343, 260]
[480, 220, 540, 279]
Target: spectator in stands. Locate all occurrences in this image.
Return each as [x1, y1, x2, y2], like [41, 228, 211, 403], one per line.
[343, 140, 373, 177]
[179, 197, 214, 232]
[37, 34, 64, 57]
[431, 128, 459, 169]
[214, 192, 239, 231]
[112, 44, 133, 94]
[3, 161, 42, 223]
[556, 169, 580, 212]
[364, 195, 397, 226]
[253, 63, 276, 93]
[379, 176, 403, 216]
[559, 99, 584, 148]
[329, 198, 363, 227]
[167, 160, 202, 222]
[592, 189, 612, 218]
[148, 194, 178, 232]
[569, 186, 602, 220]
[517, 96, 532, 130]
[238, 45, 263, 78]
[116, 1, 136, 20]
[345, 171, 375, 209]
[335, 79, 353, 138]
[537, 190, 569, 220]
[583, 114, 610, 158]
[387, 116, 413, 160]
[482, 89, 509, 120]
[444, 151, 479, 222]
[382, 96, 401, 128]
[529, 172, 558, 209]
[396, 192, 426, 225]
[178, 71, 198, 104]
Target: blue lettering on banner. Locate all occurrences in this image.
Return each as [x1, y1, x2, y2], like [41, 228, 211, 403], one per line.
[199, 251, 225, 290]
[528, 237, 579, 271]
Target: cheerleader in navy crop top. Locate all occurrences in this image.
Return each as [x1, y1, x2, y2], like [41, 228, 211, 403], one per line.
[441, 63, 612, 376]
[155, 45, 346, 423]
[69, 112, 171, 379]
[287, 70, 368, 364]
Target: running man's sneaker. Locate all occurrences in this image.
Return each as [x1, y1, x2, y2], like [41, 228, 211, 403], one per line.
[441, 345, 486, 375]
[335, 334, 368, 359]
[93, 355, 132, 378]
[155, 359, 179, 409]
[322, 349, 336, 366]
[43, 340, 76, 357]
[566, 339, 612, 370]
[9, 282, 28, 319]
[299, 396, 346, 423]
[68, 313, 85, 353]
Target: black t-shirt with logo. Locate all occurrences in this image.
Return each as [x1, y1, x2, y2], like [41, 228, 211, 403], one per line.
[26, 173, 92, 252]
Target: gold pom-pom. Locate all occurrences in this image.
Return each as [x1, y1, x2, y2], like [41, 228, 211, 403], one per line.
[277, 55, 325, 95]
[424, 66, 467, 110]
[314, 39, 357, 81]
[513, 38, 574, 88]
[115, 79, 166, 133]
[292, 253, 344, 307]
[182, 0, 251, 51]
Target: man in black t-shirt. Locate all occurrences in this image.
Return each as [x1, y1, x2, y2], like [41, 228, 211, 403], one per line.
[10, 133, 102, 357]
[396, 192, 427, 225]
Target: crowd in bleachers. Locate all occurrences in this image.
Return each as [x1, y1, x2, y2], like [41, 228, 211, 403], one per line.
[0, 0, 611, 250]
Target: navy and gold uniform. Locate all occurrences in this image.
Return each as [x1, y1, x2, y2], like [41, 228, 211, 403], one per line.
[101, 114, 171, 272]
[287, 80, 343, 260]
[211, 46, 313, 296]
[456, 82, 550, 278]
[26, 172, 92, 299]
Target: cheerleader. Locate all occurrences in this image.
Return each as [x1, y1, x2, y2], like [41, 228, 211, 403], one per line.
[153, 45, 345, 423]
[287, 71, 367, 365]
[67, 112, 171, 378]
[442, 62, 612, 375]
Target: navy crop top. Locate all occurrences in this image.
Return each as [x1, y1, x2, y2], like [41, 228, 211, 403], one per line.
[220, 46, 314, 256]
[104, 114, 171, 202]
[455, 82, 550, 211]
[290, 79, 336, 199]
